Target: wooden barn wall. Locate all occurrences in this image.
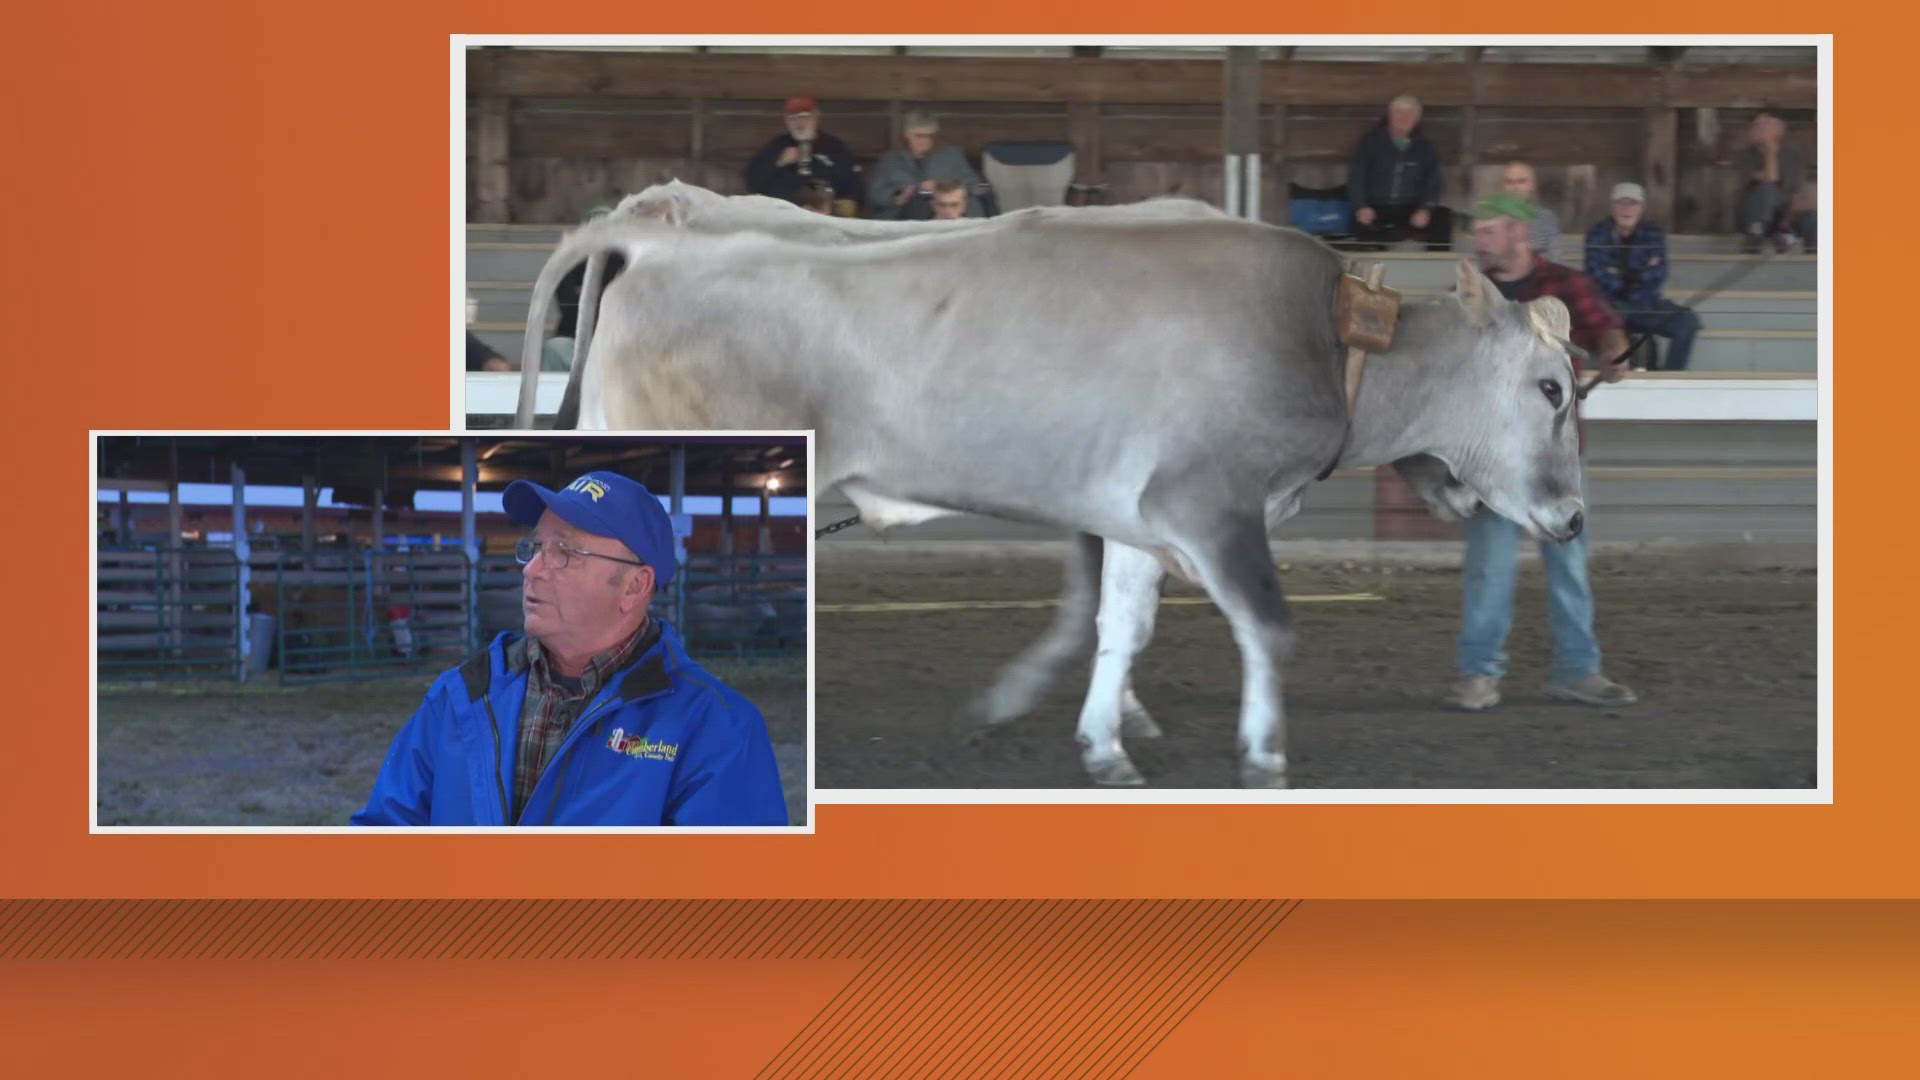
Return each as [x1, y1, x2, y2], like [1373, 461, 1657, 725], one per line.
[468, 50, 1818, 233]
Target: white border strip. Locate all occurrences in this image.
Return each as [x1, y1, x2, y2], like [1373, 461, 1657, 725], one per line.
[454, 34, 1829, 808]
[91, 429, 818, 836]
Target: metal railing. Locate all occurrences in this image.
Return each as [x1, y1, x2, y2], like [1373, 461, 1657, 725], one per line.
[99, 544, 805, 682]
[673, 552, 807, 660]
[97, 547, 246, 680]
[272, 548, 476, 684]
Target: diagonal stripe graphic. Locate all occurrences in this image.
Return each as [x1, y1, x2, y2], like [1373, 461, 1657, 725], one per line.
[753, 899, 1297, 1079]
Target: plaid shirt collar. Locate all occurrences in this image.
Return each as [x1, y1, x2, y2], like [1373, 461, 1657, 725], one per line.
[522, 618, 655, 702]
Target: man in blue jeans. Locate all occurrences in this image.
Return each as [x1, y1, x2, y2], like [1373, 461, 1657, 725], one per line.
[1585, 182, 1702, 371]
[1448, 193, 1639, 712]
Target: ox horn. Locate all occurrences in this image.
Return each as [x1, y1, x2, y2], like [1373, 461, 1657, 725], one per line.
[1527, 295, 1571, 342]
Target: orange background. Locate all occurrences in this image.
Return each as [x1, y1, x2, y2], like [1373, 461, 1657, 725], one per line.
[5, 5, 1893, 1073]
[12, 10, 1864, 899]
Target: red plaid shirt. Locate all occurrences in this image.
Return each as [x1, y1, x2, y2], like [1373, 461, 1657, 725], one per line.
[1488, 257, 1622, 369]
[511, 620, 656, 822]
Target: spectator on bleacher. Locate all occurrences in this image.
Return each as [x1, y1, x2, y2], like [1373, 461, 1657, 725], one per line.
[794, 182, 837, 215]
[1738, 109, 1815, 254]
[745, 94, 866, 215]
[1347, 94, 1453, 251]
[928, 178, 970, 220]
[467, 332, 511, 372]
[550, 251, 627, 373]
[1501, 160, 1560, 261]
[466, 292, 510, 372]
[869, 110, 984, 221]
[1586, 182, 1701, 371]
[1445, 191, 1636, 714]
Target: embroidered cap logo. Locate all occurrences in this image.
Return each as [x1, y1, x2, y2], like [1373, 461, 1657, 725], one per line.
[566, 477, 610, 502]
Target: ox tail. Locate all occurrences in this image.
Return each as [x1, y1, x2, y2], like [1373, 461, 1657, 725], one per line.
[554, 249, 605, 430]
[515, 219, 645, 429]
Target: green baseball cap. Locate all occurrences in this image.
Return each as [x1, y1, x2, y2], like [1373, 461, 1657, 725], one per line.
[1471, 192, 1536, 222]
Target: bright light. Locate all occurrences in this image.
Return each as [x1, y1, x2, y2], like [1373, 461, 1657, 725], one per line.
[766, 476, 781, 492]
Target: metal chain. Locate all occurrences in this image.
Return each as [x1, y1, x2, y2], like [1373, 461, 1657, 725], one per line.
[815, 513, 862, 538]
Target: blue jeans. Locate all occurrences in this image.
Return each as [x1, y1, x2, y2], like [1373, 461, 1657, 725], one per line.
[1457, 506, 1601, 682]
[1622, 299, 1701, 371]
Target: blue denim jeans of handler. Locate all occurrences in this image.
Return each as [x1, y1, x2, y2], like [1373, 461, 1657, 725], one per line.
[1457, 505, 1602, 682]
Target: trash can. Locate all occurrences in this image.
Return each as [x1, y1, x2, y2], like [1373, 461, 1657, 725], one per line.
[246, 613, 277, 677]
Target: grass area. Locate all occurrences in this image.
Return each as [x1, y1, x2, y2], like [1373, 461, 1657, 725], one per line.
[97, 656, 807, 827]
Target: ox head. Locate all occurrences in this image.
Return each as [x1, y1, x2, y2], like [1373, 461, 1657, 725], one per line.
[1409, 262, 1587, 542]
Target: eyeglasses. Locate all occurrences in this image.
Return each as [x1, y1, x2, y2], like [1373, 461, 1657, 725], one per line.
[514, 536, 646, 571]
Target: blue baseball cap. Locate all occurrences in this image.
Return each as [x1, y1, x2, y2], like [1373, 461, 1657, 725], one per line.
[503, 470, 678, 586]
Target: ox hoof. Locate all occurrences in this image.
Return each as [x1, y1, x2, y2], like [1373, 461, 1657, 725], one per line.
[1239, 760, 1290, 790]
[965, 689, 1033, 730]
[1120, 708, 1163, 739]
[1085, 756, 1146, 787]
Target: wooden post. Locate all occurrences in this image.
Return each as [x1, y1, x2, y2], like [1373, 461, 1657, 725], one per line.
[1067, 100, 1102, 188]
[759, 483, 772, 556]
[1642, 106, 1679, 227]
[460, 438, 479, 652]
[474, 95, 511, 223]
[231, 463, 251, 680]
[1459, 47, 1485, 209]
[1224, 46, 1262, 219]
[301, 474, 317, 554]
[168, 443, 183, 651]
[690, 95, 706, 167]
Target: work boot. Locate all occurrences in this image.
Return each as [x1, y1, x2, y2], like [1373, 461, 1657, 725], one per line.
[1445, 674, 1501, 711]
[1547, 672, 1638, 707]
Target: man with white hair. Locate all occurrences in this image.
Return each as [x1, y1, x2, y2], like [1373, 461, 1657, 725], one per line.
[1348, 94, 1453, 251]
[868, 109, 984, 220]
[1448, 192, 1638, 713]
[745, 93, 866, 214]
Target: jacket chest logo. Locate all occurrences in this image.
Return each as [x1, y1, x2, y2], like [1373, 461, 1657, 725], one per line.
[606, 727, 678, 761]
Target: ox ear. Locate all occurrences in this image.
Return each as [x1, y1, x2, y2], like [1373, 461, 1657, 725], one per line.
[1527, 296, 1571, 342]
[1452, 259, 1493, 326]
[619, 186, 693, 226]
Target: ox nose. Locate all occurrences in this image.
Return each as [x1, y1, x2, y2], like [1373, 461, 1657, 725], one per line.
[1566, 511, 1584, 539]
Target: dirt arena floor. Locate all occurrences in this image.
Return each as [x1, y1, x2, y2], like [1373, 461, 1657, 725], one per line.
[97, 657, 809, 827]
[817, 544, 1818, 790]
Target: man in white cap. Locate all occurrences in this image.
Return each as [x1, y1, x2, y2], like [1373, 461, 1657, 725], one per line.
[353, 470, 788, 826]
[1585, 181, 1701, 371]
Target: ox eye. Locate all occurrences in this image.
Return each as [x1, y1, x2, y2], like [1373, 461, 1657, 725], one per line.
[1538, 379, 1564, 408]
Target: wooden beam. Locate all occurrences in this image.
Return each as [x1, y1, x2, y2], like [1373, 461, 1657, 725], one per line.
[1642, 106, 1679, 226]
[466, 51, 1815, 110]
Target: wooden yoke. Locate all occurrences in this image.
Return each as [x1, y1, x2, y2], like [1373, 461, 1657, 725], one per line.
[1337, 262, 1400, 417]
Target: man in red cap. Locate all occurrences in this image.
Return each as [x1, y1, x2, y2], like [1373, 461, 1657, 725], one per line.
[744, 93, 866, 214]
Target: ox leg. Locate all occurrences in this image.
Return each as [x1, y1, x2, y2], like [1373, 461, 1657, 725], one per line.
[972, 533, 1104, 726]
[1119, 680, 1162, 739]
[1076, 542, 1164, 786]
[1186, 518, 1294, 789]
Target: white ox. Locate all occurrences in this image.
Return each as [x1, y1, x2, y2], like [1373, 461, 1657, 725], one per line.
[515, 187, 1586, 787]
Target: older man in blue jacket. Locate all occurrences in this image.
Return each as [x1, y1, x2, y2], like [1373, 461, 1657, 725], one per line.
[352, 471, 788, 827]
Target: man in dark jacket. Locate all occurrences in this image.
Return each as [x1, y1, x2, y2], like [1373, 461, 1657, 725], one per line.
[745, 93, 866, 214]
[1347, 94, 1453, 251]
